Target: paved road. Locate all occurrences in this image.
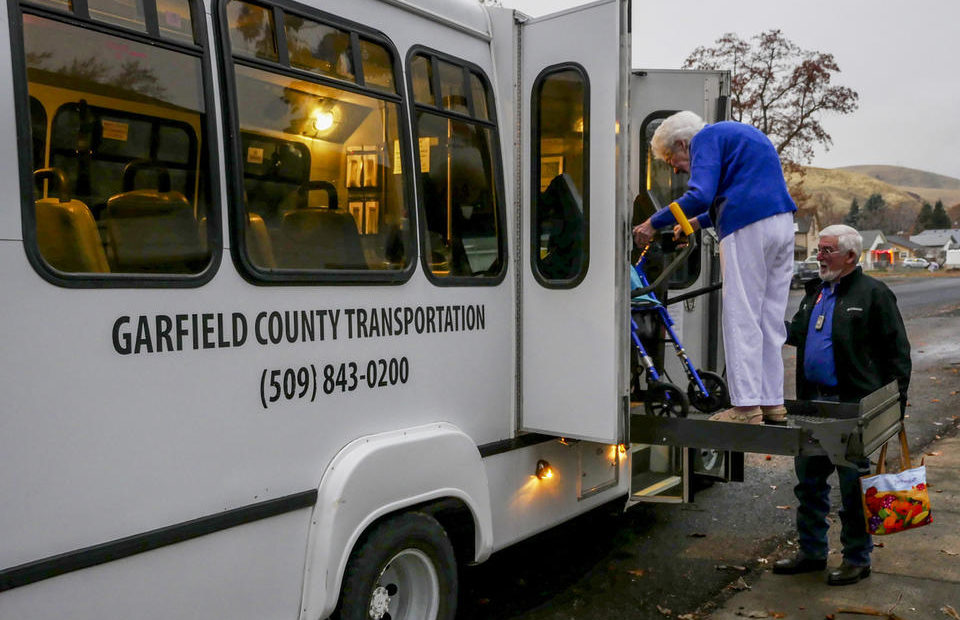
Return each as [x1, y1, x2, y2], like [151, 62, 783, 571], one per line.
[459, 272, 960, 620]
[787, 272, 960, 319]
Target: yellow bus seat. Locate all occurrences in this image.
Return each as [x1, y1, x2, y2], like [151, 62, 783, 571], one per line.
[35, 196, 110, 273]
[246, 213, 276, 269]
[102, 189, 208, 272]
[278, 207, 367, 270]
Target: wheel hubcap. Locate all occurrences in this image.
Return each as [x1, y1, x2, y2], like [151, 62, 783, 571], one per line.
[367, 549, 439, 620]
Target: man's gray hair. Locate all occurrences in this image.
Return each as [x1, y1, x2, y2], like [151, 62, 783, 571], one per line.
[651, 111, 706, 161]
[819, 224, 863, 257]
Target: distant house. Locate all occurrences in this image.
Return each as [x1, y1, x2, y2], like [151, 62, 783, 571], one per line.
[908, 229, 960, 264]
[793, 209, 819, 260]
[858, 230, 887, 270]
[884, 235, 926, 265]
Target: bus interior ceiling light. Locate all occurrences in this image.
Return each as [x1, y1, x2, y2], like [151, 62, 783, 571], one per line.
[311, 108, 335, 133]
[535, 459, 554, 480]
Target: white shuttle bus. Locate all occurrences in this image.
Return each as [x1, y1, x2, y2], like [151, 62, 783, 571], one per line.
[0, 0, 747, 617]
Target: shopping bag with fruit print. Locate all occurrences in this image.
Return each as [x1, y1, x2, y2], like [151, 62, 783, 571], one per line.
[860, 429, 932, 535]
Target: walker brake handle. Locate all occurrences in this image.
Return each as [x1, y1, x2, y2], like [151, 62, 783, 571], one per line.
[630, 202, 697, 297]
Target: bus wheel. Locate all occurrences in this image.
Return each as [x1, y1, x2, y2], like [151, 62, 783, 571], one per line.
[334, 511, 457, 620]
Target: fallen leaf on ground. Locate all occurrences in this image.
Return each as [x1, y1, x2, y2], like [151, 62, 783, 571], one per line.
[942, 605, 960, 620]
[728, 576, 751, 591]
[836, 606, 906, 619]
[940, 549, 959, 556]
[776, 505, 792, 510]
[656, 604, 672, 616]
[928, 451, 943, 456]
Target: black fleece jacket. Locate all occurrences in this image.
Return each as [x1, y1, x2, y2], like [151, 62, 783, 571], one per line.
[786, 266, 911, 414]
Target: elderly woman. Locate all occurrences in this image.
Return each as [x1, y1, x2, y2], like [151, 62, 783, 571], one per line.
[633, 111, 796, 424]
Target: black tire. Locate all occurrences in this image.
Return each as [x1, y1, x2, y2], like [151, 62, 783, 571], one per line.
[643, 381, 689, 417]
[687, 370, 730, 413]
[333, 511, 457, 620]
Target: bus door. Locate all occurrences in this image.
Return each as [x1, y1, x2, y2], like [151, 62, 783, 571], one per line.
[518, 0, 630, 443]
[627, 69, 737, 503]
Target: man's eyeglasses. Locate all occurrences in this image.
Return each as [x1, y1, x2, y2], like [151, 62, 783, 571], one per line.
[816, 246, 844, 258]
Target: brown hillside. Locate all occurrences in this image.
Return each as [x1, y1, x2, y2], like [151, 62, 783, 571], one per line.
[897, 186, 960, 209]
[840, 165, 960, 190]
[787, 167, 922, 225]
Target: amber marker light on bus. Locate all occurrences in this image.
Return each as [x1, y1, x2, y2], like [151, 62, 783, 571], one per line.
[535, 460, 554, 480]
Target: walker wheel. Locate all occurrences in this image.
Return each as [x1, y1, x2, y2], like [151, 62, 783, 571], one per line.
[644, 382, 689, 417]
[687, 370, 730, 413]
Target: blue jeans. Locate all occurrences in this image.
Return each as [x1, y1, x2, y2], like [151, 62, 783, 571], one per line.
[793, 454, 873, 566]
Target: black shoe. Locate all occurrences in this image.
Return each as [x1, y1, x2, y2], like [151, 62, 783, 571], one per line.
[772, 554, 827, 575]
[827, 562, 870, 586]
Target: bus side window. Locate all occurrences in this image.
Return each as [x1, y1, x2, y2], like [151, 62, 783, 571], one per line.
[531, 65, 589, 286]
[407, 50, 506, 284]
[224, 0, 413, 281]
[641, 114, 701, 288]
[17, 5, 215, 281]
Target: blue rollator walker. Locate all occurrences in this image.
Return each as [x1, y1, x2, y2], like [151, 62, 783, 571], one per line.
[630, 224, 729, 417]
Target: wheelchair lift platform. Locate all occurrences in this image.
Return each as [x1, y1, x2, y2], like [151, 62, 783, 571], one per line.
[630, 382, 902, 468]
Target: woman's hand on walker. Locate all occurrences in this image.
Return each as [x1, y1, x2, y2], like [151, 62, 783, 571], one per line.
[633, 219, 654, 248]
[673, 218, 700, 242]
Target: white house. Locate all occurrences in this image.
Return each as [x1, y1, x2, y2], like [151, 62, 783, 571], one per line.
[909, 229, 960, 264]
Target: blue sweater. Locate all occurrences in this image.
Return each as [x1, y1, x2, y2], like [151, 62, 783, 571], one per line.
[650, 121, 796, 239]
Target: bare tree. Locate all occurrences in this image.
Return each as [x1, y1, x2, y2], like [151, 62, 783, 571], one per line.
[684, 30, 858, 167]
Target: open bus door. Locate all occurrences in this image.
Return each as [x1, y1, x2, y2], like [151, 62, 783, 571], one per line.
[518, 0, 630, 444]
[627, 69, 734, 503]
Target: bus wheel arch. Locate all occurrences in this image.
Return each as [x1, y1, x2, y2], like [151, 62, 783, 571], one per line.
[299, 423, 492, 620]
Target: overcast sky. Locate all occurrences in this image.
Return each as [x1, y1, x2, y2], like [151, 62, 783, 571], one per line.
[503, 0, 960, 180]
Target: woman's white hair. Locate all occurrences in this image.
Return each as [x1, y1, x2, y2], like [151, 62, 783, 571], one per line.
[650, 111, 706, 161]
[819, 224, 863, 257]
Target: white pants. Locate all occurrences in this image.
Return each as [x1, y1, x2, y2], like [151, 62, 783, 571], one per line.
[719, 212, 795, 406]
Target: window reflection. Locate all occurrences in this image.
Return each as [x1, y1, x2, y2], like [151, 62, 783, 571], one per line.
[360, 39, 395, 93]
[437, 60, 468, 115]
[88, 0, 146, 32]
[410, 54, 434, 105]
[23, 13, 211, 275]
[157, 0, 195, 44]
[284, 15, 354, 82]
[226, 0, 278, 62]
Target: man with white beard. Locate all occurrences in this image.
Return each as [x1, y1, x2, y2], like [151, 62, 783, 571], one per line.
[774, 224, 911, 585]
